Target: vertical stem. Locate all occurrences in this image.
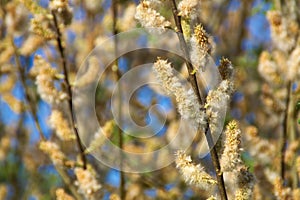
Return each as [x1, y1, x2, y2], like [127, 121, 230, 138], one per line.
[11, 37, 84, 200]
[280, 81, 291, 183]
[52, 11, 87, 170]
[170, 1, 228, 199]
[11, 38, 46, 141]
[112, 1, 126, 199]
[170, 1, 204, 105]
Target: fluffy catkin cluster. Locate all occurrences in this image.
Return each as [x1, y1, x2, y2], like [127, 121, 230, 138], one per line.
[19, 35, 44, 56]
[297, 156, 300, 179]
[273, 177, 292, 199]
[39, 141, 66, 165]
[74, 167, 102, 199]
[49, 0, 73, 25]
[266, 11, 297, 52]
[189, 24, 213, 71]
[234, 166, 255, 200]
[258, 51, 281, 84]
[245, 125, 276, 165]
[85, 120, 114, 154]
[218, 123, 255, 199]
[178, 0, 199, 18]
[135, 0, 171, 33]
[206, 195, 217, 200]
[30, 15, 56, 40]
[31, 55, 67, 105]
[153, 58, 206, 131]
[48, 110, 75, 141]
[56, 188, 74, 200]
[259, 10, 300, 83]
[175, 151, 217, 189]
[0, 136, 10, 161]
[205, 79, 234, 134]
[220, 120, 242, 172]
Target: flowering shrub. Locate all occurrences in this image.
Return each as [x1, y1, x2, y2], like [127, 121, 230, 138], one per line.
[0, 0, 299, 199]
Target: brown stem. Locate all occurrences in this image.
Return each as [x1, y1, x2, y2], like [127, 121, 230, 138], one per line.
[170, 0, 204, 105]
[112, 1, 126, 199]
[280, 81, 292, 183]
[11, 37, 84, 199]
[52, 11, 87, 170]
[11, 38, 46, 141]
[170, 1, 228, 199]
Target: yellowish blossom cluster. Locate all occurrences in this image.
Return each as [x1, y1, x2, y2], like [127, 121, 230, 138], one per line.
[4, 2, 29, 35]
[85, 120, 114, 154]
[39, 141, 66, 165]
[55, 188, 74, 200]
[175, 151, 217, 189]
[50, 0, 73, 25]
[31, 55, 67, 105]
[30, 15, 56, 40]
[218, 57, 234, 80]
[0, 185, 7, 200]
[258, 51, 281, 84]
[0, 136, 10, 161]
[178, 0, 199, 18]
[74, 56, 100, 87]
[0, 38, 14, 65]
[117, 4, 136, 32]
[48, 110, 75, 141]
[244, 126, 276, 165]
[189, 25, 213, 71]
[1, 93, 23, 113]
[135, 1, 171, 33]
[220, 120, 242, 172]
[273, 178, 292, 199]
[19, 35, 44, 56]
[74, 167, 102, 198]
[234, 166, 255, 200]
[206, 195, 217, 200]
[266, 11, 297, 52]
[0, 74, 22, 113]
[205, 80, 234, 134]
[153, 58, 206, 130]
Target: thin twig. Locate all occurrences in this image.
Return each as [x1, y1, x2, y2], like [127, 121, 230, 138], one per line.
[11, 37, 46, 141]
[11, 37, 84, 199]
[170, 1, 204, 105]
[112, 1, 126, 199]
[280, 81, 292, 183]
[52, 11, 87, 170]
[170, 1, 228, 199]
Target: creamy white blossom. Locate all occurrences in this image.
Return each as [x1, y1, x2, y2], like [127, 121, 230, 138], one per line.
[220, 120, 243, 172]
[74, 167, 101, 198]
[178, 0, 199, 18]
[267, 11, 296, 52]
[135, 1, 171, 33]
[205, 80, 234, 134]
[48, 110, 75, 141]
[153, 58, 206, 130]
[31, 55, 68, 105]
[175, 151, 217, 189]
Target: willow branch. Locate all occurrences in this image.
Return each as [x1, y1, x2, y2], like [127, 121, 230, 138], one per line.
[11, 37, 83, 199]
[280, 81, 292, 183]
[170, 1, 228, 200]
[11, 37, 46, 141]
[52, 11, 87, 170]
[112, 1, 126, 199]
